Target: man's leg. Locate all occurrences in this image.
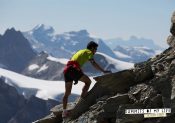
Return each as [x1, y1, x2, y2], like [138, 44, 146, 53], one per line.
[63, 82, 73, 110]
[79, 74, 91, 98]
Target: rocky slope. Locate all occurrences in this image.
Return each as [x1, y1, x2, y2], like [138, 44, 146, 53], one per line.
[33, 11, 175, 123]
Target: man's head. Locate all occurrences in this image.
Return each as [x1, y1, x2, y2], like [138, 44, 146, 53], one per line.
[87, 41, 98, 54]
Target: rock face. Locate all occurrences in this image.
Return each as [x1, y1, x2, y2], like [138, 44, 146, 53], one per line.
[167, 11, 175, 47]
[34, 11, 175, 123]
[0, 28, 37, 72]
[0, 76, 59, 123]
[0, 77, 26, 123]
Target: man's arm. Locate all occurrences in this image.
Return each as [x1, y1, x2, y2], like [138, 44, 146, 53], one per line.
[89, 59, 110, 73]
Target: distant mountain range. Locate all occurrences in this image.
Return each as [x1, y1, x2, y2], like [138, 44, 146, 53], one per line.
[0, 25, 163, 79]
[113, 45, 160, 63]
[105, 36, 163, 50]
[0, 27, 133, 80]
[23, 24, 162, 63]
[23, 24, 117, 59]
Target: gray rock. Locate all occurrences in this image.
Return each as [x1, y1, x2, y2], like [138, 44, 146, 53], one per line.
[171, 11, 175, 23]
[167, 35, 175, 47]
[170, 23, 175, 36]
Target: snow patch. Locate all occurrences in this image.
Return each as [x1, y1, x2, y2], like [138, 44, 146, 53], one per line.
[28, 64, 39, 71]
[71, 41, 78, 45]
[37, 64, 48, 73]
[47, 56, 69, 64]
[114, 51, 131, 59]
[97, 52, 134, 71]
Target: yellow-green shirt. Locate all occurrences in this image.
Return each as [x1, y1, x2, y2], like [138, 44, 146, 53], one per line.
[71, 49, 93, 67]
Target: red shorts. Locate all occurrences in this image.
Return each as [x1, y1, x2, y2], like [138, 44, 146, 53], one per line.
[64, 66, 84, 83]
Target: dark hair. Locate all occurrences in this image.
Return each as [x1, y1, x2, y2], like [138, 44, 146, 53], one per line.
[87, 41, 98, 49]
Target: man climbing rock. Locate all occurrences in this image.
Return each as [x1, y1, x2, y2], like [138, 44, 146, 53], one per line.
[62, 41, 110, 118]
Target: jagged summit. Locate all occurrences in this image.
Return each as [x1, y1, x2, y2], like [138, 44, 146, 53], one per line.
[32, 24, 55, 34]
[3, 28, 22, 38]
[4, 27, 16, 33]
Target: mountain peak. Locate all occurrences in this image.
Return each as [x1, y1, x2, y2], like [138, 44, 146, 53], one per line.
[0, 28, 37, 72]
[6, 27, 16, 32]
[4, 27, 19, 35]
[3, 28, 23, 39]
[32, 24, 55, 34]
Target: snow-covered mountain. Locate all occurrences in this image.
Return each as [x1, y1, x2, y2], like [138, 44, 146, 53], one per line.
[23, 25, 163, 64]
[23, 24, 71, 58]
[105, 36, 163, 50]
[23, 24, 117, 58]
[104, 36, 163, 63]
[0, 26, 133, 80]
[0, 28, 37, 72]
[113, 45, 161, 63]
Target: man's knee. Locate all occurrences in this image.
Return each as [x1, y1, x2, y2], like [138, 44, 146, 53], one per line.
[86, 80, 91, 86]
[83, 77, 91, 85]
[85, 76, 91, 83]
[84, 80, 91, 90]
[80, 75, 92, 86]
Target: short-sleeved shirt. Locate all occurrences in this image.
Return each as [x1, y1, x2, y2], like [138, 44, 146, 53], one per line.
[71, 49, 93, 67]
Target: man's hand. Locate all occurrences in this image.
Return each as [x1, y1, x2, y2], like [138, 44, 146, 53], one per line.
[90, 59, 112, 74]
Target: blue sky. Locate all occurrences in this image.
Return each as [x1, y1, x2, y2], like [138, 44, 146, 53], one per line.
[0, 0, 174, 48]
